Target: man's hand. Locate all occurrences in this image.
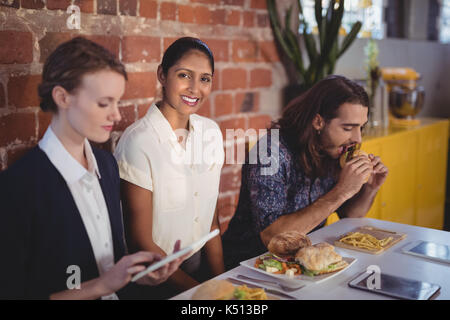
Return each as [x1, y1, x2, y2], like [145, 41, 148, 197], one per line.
[365, 154, 388, 191]
[335, 154, 387, 219]
[337, 155, 373, 201]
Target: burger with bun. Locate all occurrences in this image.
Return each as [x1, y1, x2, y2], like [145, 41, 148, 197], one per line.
[339, 143, 369, 168]
[339, 143, 371, 182]
[267, 230, 311, 260]
[295, 242, 348, 277]
[192, 279, 267, 300]
[192, 279, 235, 300]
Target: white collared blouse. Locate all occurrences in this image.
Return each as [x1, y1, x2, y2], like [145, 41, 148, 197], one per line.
[114, 103, 224, 256]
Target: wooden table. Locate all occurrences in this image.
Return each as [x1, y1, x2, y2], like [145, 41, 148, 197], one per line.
[171, 218, 450, 300]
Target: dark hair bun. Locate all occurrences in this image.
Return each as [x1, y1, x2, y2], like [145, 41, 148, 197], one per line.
[161, 37, 214, 76]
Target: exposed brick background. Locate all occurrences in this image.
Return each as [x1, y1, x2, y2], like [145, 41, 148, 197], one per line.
[0, 0, 288, 232]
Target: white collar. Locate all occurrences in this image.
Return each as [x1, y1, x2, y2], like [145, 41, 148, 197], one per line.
[146, 102, 198, 144]
[38, 126, 101, 184]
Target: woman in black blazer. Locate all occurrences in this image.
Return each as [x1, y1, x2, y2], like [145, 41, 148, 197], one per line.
[0, 37, 186, 300]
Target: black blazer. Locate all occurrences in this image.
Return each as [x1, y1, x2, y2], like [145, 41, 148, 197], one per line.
[0, 146, 129, 299]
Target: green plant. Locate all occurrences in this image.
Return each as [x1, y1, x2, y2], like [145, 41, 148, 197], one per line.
[267, 0, 362, 89]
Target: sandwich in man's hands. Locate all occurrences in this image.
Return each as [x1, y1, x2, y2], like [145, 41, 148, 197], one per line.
[295, 243, 349, 277]
[339, 143, 369, 168]
[339, 143, 371, 182]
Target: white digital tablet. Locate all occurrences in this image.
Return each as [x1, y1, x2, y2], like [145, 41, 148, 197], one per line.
[131, 229, 220, 282]
[402, 240, 450, 265]
[348, 271, 440, 300]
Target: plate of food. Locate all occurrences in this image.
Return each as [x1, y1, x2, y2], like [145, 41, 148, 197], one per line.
[240, 231, 356, 284]
[191, 279, 274, 300]
[334, 226, 407, 254]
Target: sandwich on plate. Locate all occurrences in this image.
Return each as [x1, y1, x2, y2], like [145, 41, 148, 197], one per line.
[295, 242, 348, 277]
[254, 231, 311, 276]
[267, 230, 311, 260]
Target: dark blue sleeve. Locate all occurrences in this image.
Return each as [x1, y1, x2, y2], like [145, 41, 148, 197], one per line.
[0, 168, 32, 299]
[245, 137, 290, 233]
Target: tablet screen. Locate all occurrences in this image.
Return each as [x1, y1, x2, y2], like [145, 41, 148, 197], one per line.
[350, 272, 440, 300]
[131, 229, 220, 282]
[409, 241, 450, 263]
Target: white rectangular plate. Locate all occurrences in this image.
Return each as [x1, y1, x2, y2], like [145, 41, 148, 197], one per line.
[240, 254, 356, 284]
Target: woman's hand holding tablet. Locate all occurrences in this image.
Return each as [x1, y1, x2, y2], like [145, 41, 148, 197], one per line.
[131, 229, 220, 282]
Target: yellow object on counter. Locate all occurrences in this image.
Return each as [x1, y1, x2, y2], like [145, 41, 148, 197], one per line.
[389, 113, 421, 127]
[381, 67, 420, 81]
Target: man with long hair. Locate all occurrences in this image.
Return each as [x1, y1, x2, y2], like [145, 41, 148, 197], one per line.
[222, 75, 388, 269]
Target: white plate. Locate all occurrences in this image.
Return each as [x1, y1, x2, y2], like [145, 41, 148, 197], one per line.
[240, 253, 357, 284]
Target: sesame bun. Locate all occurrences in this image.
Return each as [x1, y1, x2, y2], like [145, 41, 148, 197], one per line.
[192, 279, 235, 300]
[267, 231, 312, 258]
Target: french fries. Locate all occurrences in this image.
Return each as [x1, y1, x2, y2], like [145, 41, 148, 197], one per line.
[338, 232, 393, 250]
[236, 285, 268, 300]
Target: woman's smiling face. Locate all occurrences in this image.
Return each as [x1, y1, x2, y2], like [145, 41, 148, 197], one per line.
[158, 49, 213, 117]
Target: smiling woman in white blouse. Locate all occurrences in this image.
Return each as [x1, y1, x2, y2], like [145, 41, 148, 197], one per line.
[0, 37, 186, 300]
[114, 37, 225, 299]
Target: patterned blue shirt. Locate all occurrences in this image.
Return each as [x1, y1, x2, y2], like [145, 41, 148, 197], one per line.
[222, 132, 337, 269]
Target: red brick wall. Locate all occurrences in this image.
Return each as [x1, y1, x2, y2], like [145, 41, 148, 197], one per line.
[0, 0, 287, 232]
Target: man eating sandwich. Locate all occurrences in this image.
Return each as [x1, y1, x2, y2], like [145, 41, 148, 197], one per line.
[222, 76, 388, 269]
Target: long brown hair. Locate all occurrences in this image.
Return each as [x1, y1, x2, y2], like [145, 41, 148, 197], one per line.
[272, 75, 369, 178]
